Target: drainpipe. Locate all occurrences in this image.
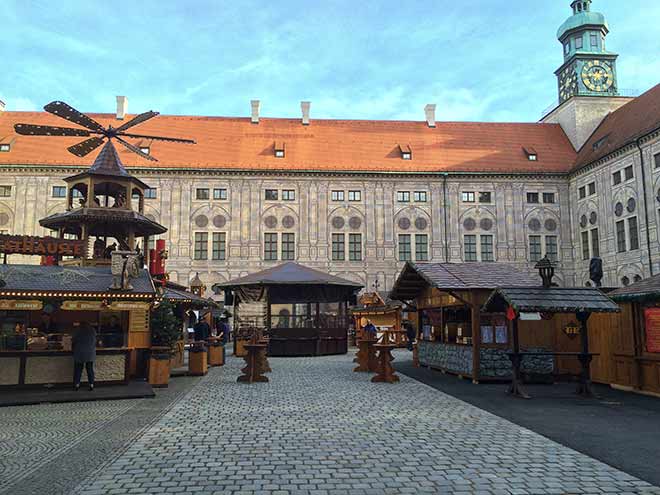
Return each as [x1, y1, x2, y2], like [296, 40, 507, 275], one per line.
[636, 138, 654, 276]
[442, 173, 449, 262]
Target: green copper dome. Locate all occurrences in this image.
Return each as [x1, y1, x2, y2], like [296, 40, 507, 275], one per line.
[558, 11, 608, 40]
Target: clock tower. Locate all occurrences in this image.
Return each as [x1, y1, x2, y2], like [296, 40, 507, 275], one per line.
[555, 0, 619, 104]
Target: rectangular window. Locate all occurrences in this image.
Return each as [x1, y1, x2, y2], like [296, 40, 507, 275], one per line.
[398, 234, 412, 261]
[265, 189, 278, 201]
[194, 232, 208, 260]
[478, 192, 492, 203]
[331, 190, 344, 201]
[145, 188, 157, 199]
[52, 186, 66, 198]
[413, 191, 427, 202]
[581, 231, 590, 260]
[0, 144, 10, 152]
[624, 165, 634, 181]
[616, 220, 626, 253]
[529, 235, 542, 262]
[578, 186, 586, 199]
[590, 33, 599, 47]
[564, 42, 570, 55]
[628, 216, 639, 251]
[526, 192, 539, 204]
[588, 182, 596, 195]
[461, 191, 475, 202]
[348, 190, 361, 202]
[464, 235, 477, 262]
[213, 188, 227, 200]
[349, 233, 362, 261]
[397, 191, 410, 202]
[196, 188, 209, 200]
[264, 233, 278, 260]
[332, 233, 345, 261]
[612, 170, 622, 185]
[282, 190, 295, 201]
[480, 235, 494, 262]
[0, 185, 11, 197]
[281, 233, 295, 260]
[212, 232, 226, 260]
[543, 192, 556, 204]
[591, 228, 600, 257]
[575, 36, 583, 49]
[415, 234, 429, 261]
[654, 153, 660, 169]
[545, 236, 558, 262]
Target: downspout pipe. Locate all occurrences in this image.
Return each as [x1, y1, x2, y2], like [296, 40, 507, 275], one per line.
[636, 138, 654, 276]
[442, 173, 449, 262]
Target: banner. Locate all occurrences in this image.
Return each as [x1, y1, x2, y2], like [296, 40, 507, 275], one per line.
[0, 235, 85, 257]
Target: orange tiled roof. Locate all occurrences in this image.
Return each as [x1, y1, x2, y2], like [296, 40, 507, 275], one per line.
[0, 109, 577, 174]
[574, 83, 660, 170]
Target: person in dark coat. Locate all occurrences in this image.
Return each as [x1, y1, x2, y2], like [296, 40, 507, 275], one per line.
[193, 318, 210, 342]
[404, 321, 417, 351]
[72, 322, 97, 391]
[218, 317, 230, 344]
[363, 320, 378, 339]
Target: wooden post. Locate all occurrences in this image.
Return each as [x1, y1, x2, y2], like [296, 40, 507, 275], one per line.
[471, 294, 481, 384]
[508, 317, 530, 399]
[576, 311, 594, 396]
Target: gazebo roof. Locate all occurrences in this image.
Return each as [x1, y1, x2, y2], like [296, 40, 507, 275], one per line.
[215, 262, 363, 289]
[482, 287, 620, 314]
[39, 207, 167, 237]
[608, 274, 660, 302]
[390, 262, 539, 300]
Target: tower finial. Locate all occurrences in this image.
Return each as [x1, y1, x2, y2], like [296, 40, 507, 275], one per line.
[571, 0, 591, 15]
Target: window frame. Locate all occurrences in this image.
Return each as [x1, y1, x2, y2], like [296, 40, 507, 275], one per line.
[542, 192, 556, 204]
[616, 220, 626, 253]
[195, 188, 210, 200]
[413, 191, 428, 203]
[281, 232, 295, 260]
[348, 190, 361, 202]
[52, 186, 67, 198]
[415, 234, 429, 261]
[0, 143, 10, 152]
[331, 190, 344, 202]
[264, 189, 279, 201]
[628, 216, 639, 251]
[654, 152, 660, 169]
[398, 234, 412, 261]
[144, 188, 157, 199]
[264, 233, 278, 260]
[194, 232, 209, 260]
[480, 234, 494, 262]
[624, 165, 634, 181]
[212, 232, 226, 260]
[529, 235, 542, 262]
[332, 233, 345, 261]
[478, 192, 492, 204]
[578, 186, 586, 200]
[575, 35, 583, 50]
[397, 191, 410, 203]
[282, 189, 296, 201]
[526, 192, 540, 204]
[461, 191, 475, 203]
[590, 228, 600, 257]
[0, 185, 12, 197]
[463, 234, 477, 262]
[590, 33, 599, 47]
[348, 233, 362, 261]
[213, 188, 227, 200]
[612, 170, 622, 185]
[545, 235, 558, 262]
[588, 182, 596, 196]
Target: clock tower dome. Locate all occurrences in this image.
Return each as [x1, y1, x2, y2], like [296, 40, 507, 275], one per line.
[555, 0, 619, 104]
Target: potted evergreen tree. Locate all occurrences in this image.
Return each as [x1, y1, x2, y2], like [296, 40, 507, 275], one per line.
[148, 299, 181, 387]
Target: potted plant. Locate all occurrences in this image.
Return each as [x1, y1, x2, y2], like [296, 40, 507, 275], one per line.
[148, 299, 181, 387]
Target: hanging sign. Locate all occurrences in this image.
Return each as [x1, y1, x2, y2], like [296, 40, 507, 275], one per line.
[563, 321, 580, 339]
[644, 308, 660, 353]
[61, 300, 107, 311]
[0, 299, 43, 310]
[109, 301, 151, 311]
[0, 235, 85, 256]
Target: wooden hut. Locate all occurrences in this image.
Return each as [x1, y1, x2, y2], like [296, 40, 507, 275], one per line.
[351, 291, 411, 347]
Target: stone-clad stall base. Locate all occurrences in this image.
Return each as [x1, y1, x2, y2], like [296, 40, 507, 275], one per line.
[418, 341, 553, 381]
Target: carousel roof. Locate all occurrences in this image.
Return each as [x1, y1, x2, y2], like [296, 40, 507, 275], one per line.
[215, 262, 363, 289]
[39, 207, 167, 236]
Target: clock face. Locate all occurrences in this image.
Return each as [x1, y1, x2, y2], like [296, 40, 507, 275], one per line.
[581, 60, 614, 92]
[559, 67, 578, 102]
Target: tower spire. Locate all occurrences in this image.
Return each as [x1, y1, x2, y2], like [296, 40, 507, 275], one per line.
[571, 0, 591, 15]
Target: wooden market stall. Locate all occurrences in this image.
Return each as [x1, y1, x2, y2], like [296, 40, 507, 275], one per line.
[390, 262, 556, 383]
[351, 291, 411, 347]
[0, 264, 156, 388]
[216, 262, 363, 357]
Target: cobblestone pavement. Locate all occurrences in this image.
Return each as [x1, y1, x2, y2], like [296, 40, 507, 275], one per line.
[0, 375, 200, 495]
[75, 352, 660, 495]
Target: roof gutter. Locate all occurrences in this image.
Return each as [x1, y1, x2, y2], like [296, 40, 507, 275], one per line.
[636, 137, 654, 276]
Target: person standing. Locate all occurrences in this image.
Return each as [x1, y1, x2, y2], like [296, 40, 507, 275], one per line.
[404, 320, 416, 351]
[363, 320, 378, 339]
[72, 322, 97, 391]
[193, 317, 210, 342]
[218, 317, 230, 345]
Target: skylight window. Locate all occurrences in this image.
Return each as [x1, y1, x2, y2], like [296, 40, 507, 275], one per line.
[274, 141, 285, 158]
[139, 146, 150, 155]
[0, 143, 10, 152]
[592, 134, 609, 151]
[399, 144, 412, 160]
[523, 147, 538, 161]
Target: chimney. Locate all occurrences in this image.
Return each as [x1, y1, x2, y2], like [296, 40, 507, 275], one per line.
[301, 101, 311, 125]
[250, 100, 260, 124]
[424, 104, 436, 128]
[116, 96, 128, 120]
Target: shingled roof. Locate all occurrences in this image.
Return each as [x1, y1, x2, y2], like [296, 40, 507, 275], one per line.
[574, 83, 660, 170]
[608, 273, 660, 302]
[0, 110, 576, 174]
[215, 262, 363, 289]
[482, 287, 620, 314]
[390, 262, 539, 301]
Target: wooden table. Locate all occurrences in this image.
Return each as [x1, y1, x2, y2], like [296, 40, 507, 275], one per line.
[371, 343, 399, 383]
[353, 337, 377, 372]
[237, 343, 269, 383]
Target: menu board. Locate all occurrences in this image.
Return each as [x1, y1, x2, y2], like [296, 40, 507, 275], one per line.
[644, 308, 660, 353]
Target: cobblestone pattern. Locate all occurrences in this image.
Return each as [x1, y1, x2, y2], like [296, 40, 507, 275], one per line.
[77, 352, 660, 495]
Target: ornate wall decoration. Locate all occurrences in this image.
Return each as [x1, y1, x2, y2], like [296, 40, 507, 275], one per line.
[398, 217, 411, 230]
[194, 215, 208, 228]
[349, 216, 362, 229]
[0, 212, 10, 227]
[264, 215, 278, 228]
[415, 217, 428, 230]
[331, 216, 345, 229]
[213, 215, 227, 228]
[463, 218, 476, 231]
[479, 218, 493, 231]
[528, 218, 541, 231]
[544, 218, 557, 232]
[282, 215, 295, 229]
[589, 212, 597, 225]
[627, 198, 636, 213]
[614, 202, 624, 217]
[579, 214, 588, 228]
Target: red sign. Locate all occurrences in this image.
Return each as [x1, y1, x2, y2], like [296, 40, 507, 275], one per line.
[0, 235, 85, 257]
[644, 308, 660, 353]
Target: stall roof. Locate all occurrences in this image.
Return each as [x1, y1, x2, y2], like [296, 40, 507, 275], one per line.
[0, 265, 155, 298]
[162, 285, 213, 307]
[215, 262, 363, 289]
[390, 262, 539, 301]
[608, 274, 660, 302]
[482, 287, 620, 314]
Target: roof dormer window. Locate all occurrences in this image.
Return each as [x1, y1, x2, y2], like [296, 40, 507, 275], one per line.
[592, 134, 609, 151]
[523, 147, 538, 161]
[274, 141, 285, 158]
[0, 144, 10, 152]
[139, 146, 150, 155]
[399, 144, 412, 160]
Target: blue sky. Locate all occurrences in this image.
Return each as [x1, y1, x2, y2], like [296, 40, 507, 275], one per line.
[2, 0, 659, 122]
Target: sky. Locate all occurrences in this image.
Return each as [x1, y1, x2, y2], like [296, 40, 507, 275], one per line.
[1, 0, 659, 123]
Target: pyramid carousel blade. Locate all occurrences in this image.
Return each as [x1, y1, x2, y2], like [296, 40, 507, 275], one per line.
[115, 110, 159, 132]
[43, 101, 106, 132]
[119, 132, 196, 144]
[67, 137, 105, 157]
[115, 136, 158, 162]
[14, 123, 91, 137]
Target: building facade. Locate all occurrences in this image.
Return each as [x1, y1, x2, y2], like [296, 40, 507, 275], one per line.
[0, 0, 659, 294]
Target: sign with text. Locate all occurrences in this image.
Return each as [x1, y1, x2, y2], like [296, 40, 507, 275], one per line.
[563, 321, 580, 339]
[0, 300, 43, 311]
[0, 235, 85, 257]
[644, 308, 660, 353]
[61, 300, 105, 311]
